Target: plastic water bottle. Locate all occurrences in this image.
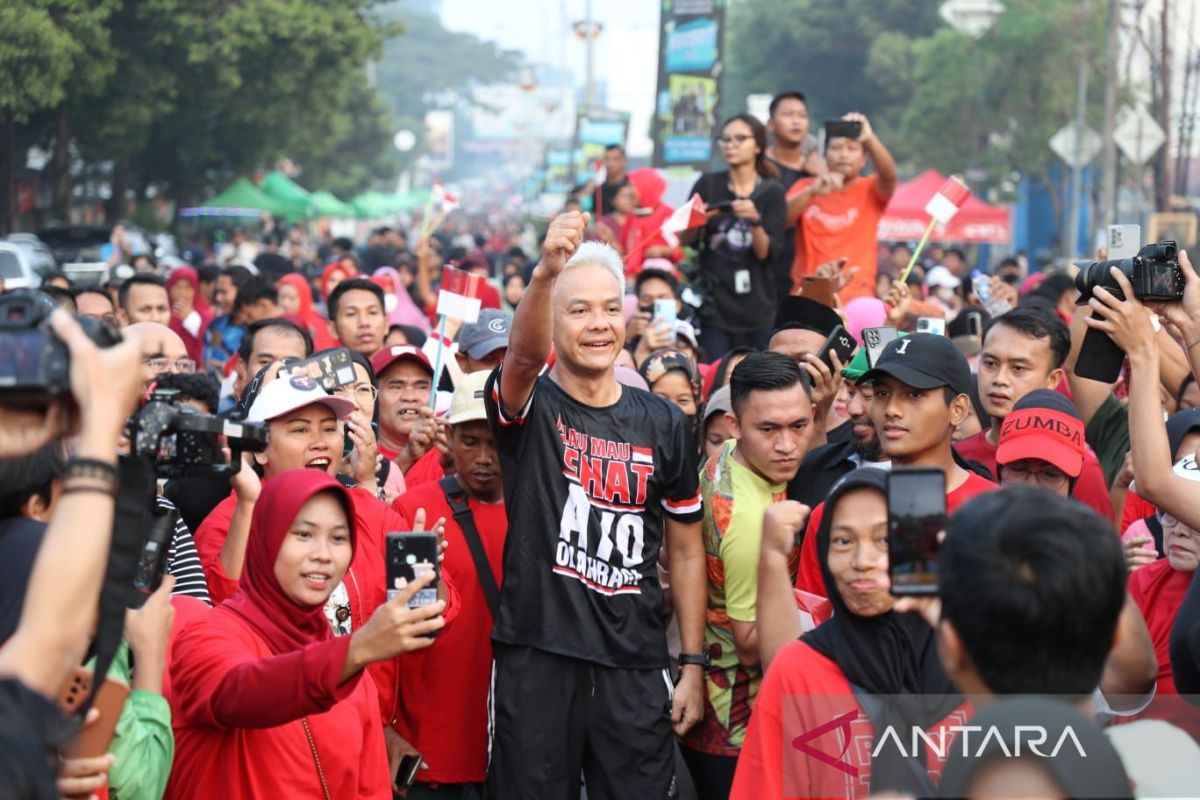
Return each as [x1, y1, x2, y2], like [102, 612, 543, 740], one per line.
[973, 271, 1011, 317]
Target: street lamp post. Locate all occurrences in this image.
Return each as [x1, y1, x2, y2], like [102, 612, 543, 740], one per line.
[572, 2, 603, 112]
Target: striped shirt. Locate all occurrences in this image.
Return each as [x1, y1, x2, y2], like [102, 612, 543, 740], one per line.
[156, 495, 211, 605]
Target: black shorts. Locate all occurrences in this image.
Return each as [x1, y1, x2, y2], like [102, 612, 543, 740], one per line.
[487, 644, 677, 800]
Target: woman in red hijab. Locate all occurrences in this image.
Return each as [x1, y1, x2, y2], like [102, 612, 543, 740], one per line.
[166, 470, 445, 799]
[624, 167, 684, 277]
[277, 273, 338, 350]
[166, 266, 215, 363]
[320, 261, 358, 304]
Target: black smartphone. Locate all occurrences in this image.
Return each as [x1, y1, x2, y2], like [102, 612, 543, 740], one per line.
[862, 327, 898, 368]
[825, 119, 863, 142]
[395, 754, 422, 789]
[817, 324, 856, 372]
[887, 468, 946, 596]
[965, 310, 983, 338]
[386, 532, 440, 609]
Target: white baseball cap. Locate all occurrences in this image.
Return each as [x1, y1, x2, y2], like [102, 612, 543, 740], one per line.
[446, 370, 490, 426]
[926, 265, 962, 289]
[246, 374, 356, 423]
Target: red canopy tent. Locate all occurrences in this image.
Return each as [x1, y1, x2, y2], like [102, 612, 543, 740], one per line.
[878, 169, 1012, 244]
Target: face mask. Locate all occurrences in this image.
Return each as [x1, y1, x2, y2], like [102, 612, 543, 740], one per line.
[934, 286, 956, 302]
[384, 293, 398, 314]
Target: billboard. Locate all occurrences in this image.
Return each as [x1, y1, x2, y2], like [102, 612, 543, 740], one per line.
[653, 0, 726, 169]
[573, 108, 630, 183]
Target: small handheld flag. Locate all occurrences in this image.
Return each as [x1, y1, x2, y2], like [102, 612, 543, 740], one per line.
[899, 175, 973, 283]
[435, 266, 486, 324]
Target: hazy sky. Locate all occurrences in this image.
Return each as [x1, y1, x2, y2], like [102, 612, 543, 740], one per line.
[440, 0, 661, 155]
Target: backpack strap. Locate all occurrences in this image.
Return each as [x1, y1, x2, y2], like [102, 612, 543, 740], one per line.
[439, 476, 501, 619]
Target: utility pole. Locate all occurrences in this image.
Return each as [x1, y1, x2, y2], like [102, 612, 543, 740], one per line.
[1067, 0, 1090, 258]
[1098, 0, 1121, 229]
[1174, 4, 1197, 198]
[585, 0, 595, 110]
[1155, 0, 1172, 211]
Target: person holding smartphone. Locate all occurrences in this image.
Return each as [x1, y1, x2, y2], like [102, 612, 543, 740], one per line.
[732, 469, 963, 798]
[678, 113, 786, 357]
[786, 113, 897, 302]
[773, 334, 997, 656]
[167, 470, 445, 799]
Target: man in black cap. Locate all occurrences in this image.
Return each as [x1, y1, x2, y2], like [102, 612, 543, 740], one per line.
[768, 294, 851, 443]
[859, 332, 998, 506]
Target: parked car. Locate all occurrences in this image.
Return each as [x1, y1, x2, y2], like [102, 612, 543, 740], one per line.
[36, 225, 112, 287]
[5, 233, 58, 277]
[0, 242, 42, 290]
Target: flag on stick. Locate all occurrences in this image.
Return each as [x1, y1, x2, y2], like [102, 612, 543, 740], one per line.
[435, 266, 486, 324]
[923, 175, 971, 224]
[660, 194, 708, 247]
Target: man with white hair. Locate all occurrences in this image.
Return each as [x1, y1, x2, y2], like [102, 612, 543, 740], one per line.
[485, 212, 708, 798]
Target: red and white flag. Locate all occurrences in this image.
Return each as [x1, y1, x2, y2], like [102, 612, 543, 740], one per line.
[431, 182, 459, 213]
[660, 194, 708, 247]
[436, 266, 486, 323]
[924, 175, 971, 224]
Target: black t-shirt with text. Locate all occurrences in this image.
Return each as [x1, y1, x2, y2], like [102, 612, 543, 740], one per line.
[689, 171, 786, 333]
[485, 370, 702, 669]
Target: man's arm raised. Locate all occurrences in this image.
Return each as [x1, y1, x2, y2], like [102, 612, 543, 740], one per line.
[498, 211, 588, 416]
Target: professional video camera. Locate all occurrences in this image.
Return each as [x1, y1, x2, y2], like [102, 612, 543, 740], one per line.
[1075, 240, 1184, 304]
[0, 289, 119, 396]
[128, 386, 269, 479]
[1074, 233, 1184, 383]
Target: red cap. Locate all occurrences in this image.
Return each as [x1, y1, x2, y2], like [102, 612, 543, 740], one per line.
[996, 407, 1086, 478]
[371, 344, 432, 377]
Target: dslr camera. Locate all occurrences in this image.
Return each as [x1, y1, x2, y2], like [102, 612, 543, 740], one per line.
[0, 290, 120, 396]
[1075, 240, 1184, 303]
[129, 387, 269, 479]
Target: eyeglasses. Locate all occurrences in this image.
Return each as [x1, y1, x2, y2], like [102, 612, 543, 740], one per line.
[717, 134, 754, 147]
[334, 383, 378, 404]
[145, 357, 197, 375]
[999, 462, 1068, 490]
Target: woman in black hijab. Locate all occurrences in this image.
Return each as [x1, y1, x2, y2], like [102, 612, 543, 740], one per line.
[730, 468, 962, 799]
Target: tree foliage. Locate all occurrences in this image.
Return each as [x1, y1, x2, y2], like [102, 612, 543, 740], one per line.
[0, 0, 522, 227]
[724, 0, 1107, 195]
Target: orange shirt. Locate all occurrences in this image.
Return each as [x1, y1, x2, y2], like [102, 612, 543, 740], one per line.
[788, 174, 890, 302]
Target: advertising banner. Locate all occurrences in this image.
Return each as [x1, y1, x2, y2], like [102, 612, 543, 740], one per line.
[652, 0, 726, 169]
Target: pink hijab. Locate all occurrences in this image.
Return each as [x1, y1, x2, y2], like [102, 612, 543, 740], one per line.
[371, 266, 431, 332]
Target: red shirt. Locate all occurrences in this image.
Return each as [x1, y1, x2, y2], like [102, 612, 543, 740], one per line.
[376, 446, 446, 490]
[788, 174, 888, 302]
[393, 480, 508, 783]
[1121, 490, 1156, 536]
[1125, 559, 1200, 741]
[730, 640, 970, 799]
[165, 607, 389, 799]
[796, 471, 997, 596]
[954, 429, 1114, 522]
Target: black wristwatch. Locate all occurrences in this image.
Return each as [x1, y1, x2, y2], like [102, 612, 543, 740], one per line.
[678, 652, 711, 668]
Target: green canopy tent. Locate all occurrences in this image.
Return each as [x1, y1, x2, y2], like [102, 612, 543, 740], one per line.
[310, 190, 357, 218]
[259, 171, 314, 221]
[180, 177, 290, 218]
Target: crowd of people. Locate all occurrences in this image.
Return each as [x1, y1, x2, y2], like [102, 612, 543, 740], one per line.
[2, 86, 1200, 800]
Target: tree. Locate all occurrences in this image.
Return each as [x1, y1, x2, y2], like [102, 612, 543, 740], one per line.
[723, 0, 942, 139]
[0, 0, 117, 231]
[373, 7, 522, 171]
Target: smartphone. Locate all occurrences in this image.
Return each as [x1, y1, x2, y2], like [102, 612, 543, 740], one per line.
[1107, 223, 1141, 259]
[396, 754, 423, 789]
[887, 469, 946, 596]
[386, 532, 440, 610]
[653, 298, 677, 326]
[916, 317, 946, 337]
[825, 119, 863, 142]
[964, 310, 983, 338]
[800, 274, 838, 308]
[817, 325, 856, 372]
[58, 667, 131, 759]
[280, 347, 356, 392]
[862, 327, 898, 368]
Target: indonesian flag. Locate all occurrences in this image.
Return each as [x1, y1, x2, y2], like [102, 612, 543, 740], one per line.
[924, 175, 971, 224]
[431, 182, 459, 213]
[436, 266, 486, 323]
[660, 194, 708, 247]
[593, 160, 606, 186]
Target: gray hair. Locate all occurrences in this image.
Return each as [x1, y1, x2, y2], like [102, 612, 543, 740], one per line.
[564, 240, 625, 293]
